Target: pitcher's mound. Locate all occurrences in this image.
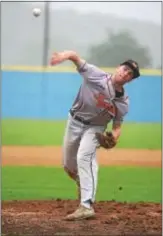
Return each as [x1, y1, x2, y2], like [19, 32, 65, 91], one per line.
[2, 200, 162, 236]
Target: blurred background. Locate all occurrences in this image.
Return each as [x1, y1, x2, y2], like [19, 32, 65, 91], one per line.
[1, 1, 161, 68]
[1, 1, 162, 132]
[1, 3, 162, 227]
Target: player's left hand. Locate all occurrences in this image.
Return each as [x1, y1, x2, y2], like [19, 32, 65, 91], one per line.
[95, 131, 117, 149]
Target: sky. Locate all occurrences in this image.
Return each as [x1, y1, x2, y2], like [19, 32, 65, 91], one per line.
[29, 1, 162, 24]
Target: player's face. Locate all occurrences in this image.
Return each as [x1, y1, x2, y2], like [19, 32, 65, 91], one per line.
[114, 65, 134, 85]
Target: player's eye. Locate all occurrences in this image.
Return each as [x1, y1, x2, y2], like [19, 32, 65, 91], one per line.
[124, 66, 129, 71]
[124, 66, 133, 75]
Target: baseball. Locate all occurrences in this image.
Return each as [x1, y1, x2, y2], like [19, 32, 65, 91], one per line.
[33, 8, 41, 17]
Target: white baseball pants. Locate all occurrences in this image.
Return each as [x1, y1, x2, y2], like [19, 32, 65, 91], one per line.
[62, 113, 105, 208]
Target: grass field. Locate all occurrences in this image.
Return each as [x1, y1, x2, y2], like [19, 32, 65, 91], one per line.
[2, 119, 161, 149]
[2, 119, 161, 203]
[2, 166, 161, 202]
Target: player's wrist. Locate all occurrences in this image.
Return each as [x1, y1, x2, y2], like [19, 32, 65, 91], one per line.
[66, 51, 79, 61]
[112, 130, 120, 142]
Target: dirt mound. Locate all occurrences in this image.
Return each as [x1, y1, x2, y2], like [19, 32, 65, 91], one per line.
[2, 200, 162, 236]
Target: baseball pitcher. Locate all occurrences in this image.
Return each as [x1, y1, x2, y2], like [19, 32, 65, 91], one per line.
[50, 51, 140, 221]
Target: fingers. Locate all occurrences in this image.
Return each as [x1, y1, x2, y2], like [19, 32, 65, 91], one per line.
[50, 52, 61, 65]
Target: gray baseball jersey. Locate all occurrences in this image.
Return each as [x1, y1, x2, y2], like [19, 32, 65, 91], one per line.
[71, 61, 129, 126]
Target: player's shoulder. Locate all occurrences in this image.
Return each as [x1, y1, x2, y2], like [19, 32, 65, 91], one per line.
[114, 88, 130, 107]
[85, 62, 107, 74]
[122, 89, 129, 102]
[115, 87, 129, 100]
[114, 93, 129, 117]
[120, 92, 130, 105]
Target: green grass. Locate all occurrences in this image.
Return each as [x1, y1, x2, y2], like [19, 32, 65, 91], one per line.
[2, 166, 161, 203]
[2, 119, 161, 149]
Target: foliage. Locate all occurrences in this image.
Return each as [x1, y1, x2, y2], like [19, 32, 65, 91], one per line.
[87, 31, 152, 68]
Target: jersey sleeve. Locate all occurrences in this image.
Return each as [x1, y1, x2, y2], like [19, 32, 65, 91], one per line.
[76, 61, 106, 82]
[113, 96, 129, 124]
[113, 112, 125, 125]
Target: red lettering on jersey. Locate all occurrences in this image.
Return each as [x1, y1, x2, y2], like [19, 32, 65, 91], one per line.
[94, 93, 116, 115]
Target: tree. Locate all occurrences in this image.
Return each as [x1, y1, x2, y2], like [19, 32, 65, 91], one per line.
[87, 31, 152, 68]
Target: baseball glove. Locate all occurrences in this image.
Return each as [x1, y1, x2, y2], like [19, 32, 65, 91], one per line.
[95, 131, 117, 149]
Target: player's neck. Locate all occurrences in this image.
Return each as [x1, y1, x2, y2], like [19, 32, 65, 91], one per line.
[111, 74, 123, 92]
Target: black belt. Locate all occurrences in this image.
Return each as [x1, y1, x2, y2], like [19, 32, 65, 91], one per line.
[70, 110, 90, 125]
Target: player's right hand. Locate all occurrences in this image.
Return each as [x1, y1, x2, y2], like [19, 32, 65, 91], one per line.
[50, 52, 63, 66]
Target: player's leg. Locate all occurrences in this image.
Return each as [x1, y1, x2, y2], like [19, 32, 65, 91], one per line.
[62, 114, 83, 185]
[64, 125, 105, 221]
[77, 126, 105, 208]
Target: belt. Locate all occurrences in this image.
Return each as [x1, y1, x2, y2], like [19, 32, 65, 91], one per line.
[70, 110, 90, 125]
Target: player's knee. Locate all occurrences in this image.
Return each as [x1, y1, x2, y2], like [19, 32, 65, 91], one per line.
[64, 166, 77, 180]
[64, 165, 70, 175]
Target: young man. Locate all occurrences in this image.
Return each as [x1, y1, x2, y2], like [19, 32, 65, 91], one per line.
[50, 51, 140, 221]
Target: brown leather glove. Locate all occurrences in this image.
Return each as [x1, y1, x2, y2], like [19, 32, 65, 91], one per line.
[95, 131, 117, 149]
